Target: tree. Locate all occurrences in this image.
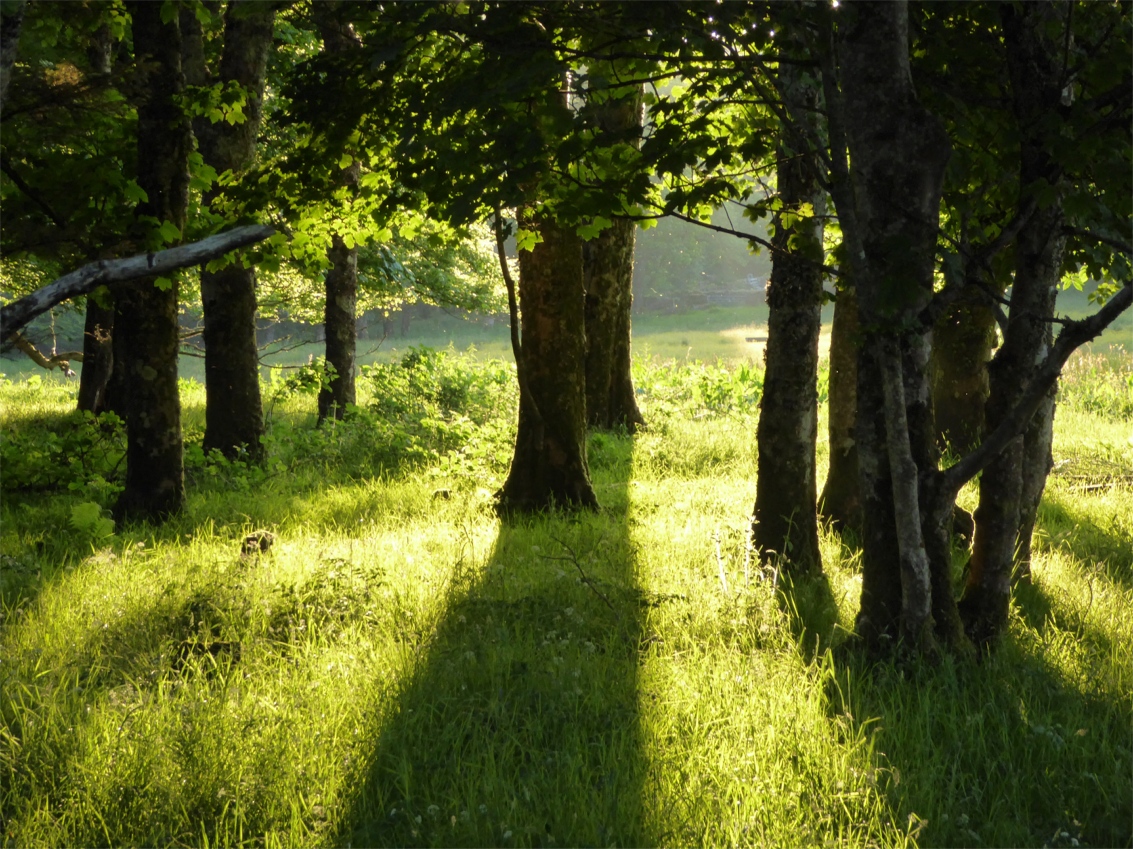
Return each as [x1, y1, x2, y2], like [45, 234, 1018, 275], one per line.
[183, 1, 275, 460]
[752, 60, 825, 573]
[817, 283, 860, 531]
[313, 3, 362, 423]
[582, 71, 645, 433]
[112, 0, 192, 522]
[498, 206, 597, 511]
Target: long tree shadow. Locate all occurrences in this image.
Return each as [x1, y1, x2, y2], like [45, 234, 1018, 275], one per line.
[336, 432, 647, 847]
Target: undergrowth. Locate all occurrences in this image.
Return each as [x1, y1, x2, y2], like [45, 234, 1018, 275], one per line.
[1, 346, 1130, 848]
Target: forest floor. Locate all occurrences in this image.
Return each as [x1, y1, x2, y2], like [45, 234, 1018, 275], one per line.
[0, 340, 1130, 848]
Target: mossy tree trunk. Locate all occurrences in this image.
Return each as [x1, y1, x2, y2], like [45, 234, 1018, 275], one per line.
[498, 208, 597, 512]
[753, 63, 825, 573]
[931, 280, 998, 455]
[113, 0, 191, 522]
[184, 1, 274, 460]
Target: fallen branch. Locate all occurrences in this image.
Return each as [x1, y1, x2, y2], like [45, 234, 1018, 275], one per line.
[1, 224, 276, 338]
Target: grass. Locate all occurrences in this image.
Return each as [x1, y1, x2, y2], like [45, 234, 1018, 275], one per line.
[1, 338, 1131, 848]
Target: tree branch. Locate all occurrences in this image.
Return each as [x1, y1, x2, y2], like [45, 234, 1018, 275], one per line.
[1, 224, 276, 338]
[8, 330, 83, 375]
[1063, 225, 1133, 257]
[939, 282, 1132, 498]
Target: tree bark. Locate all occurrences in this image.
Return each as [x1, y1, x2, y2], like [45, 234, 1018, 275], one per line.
[498, 208, 598, 512]
[0, 0, 24, 117]
[318, 234, 359, 420]
[314, 4, 362, 423]
[836, 0, 957, 652]
[753, 63, 825, 573]
[961, 1, 1068, 643]
[584, 80, 644, 432]
[931, 279, 997, 454]
[189, 1, 275, 460]
[78, 294, 116, 414]
[818, 284, 861, 531]
[113, 1, 192, 523]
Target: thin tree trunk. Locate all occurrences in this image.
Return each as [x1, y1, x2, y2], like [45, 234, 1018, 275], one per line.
[584, 80, 645, 432]
[962, 1, 1067, 643]
[818, 284, 861, 531]
[113, 1, 191, 523]
[315, 4, 361, 423]
[78, 294, 116, 414]
[753, 63, 825, 573]
[188, 1, 274, 460]
[498, 208, 597, 512]
[318, 234, 359, 420]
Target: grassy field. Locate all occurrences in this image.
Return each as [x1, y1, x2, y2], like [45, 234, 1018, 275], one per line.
[0, 335, 1131, 847]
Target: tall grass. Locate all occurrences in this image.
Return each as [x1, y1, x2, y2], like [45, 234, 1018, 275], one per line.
[1, 346, 1130, 848]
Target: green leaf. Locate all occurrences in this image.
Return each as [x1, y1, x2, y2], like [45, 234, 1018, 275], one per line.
[154, 276, 173, 291]
[123, 181, 149, 204]
[70, 501, 115, 539]
[158, 220, 182, 245]
[339, 153, 354, 169]
[515, 229, 543, 252]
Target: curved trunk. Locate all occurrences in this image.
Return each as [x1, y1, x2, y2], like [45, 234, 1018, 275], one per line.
[498, 209, 597, 512]
[190, 1, 274, 459]
[818, 285, 861, 531]
[113, 0, 191, 523]
[753, 67, 825, 573]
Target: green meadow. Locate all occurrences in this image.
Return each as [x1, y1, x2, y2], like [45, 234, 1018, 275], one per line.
[1, 312, 1130, 848]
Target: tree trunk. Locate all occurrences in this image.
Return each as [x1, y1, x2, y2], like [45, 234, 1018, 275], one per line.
[78, 294, 116, 415]
[318, 234, 359, 421]
[931, 280, 997, 454]
[189, 1, 274, 460]
[113, 1, 191, 523]
[314, 4, 362, 423]
[584, 81, 644, 432]
[584, 219, 644, 432]
[0, 0, 25, 117]
[837, 0, 957, 652]
[961, 1, 1067, 643]
[818, 284, 861, 531]
[753, 64, 825, 573]
[498, 208, 597, 512]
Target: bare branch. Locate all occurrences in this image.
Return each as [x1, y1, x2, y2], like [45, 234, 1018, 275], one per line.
[1, 224, 276, 338]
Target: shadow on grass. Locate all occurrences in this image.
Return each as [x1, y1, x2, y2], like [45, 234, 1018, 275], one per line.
[1033, 491, 1133, 589]
[333, 432, 648, 848]
[823, 580, 1132, 849]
